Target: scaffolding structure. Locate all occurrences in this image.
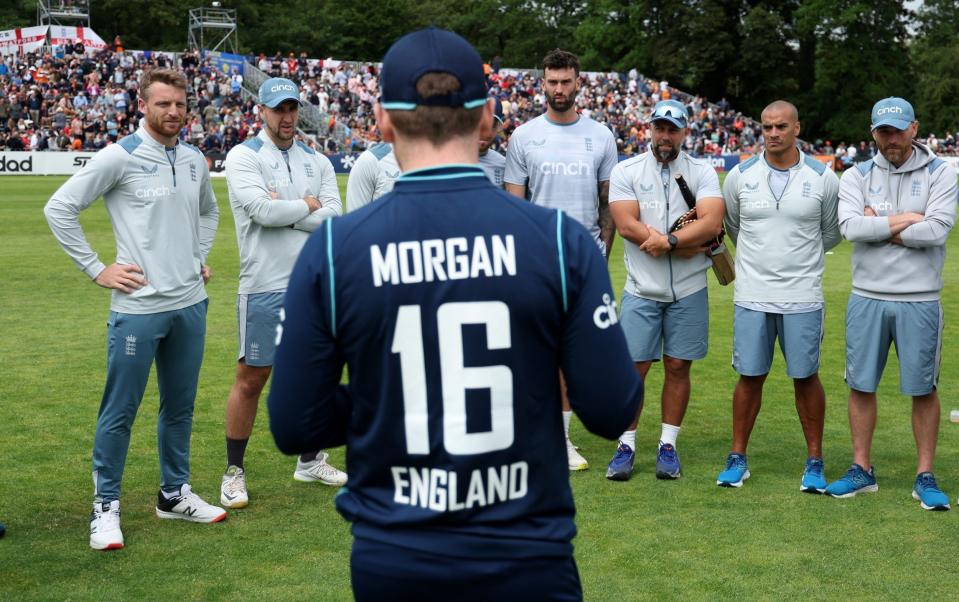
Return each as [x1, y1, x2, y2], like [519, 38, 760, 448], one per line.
[37, 0, 91, 28]
[187, 7, 237, 54]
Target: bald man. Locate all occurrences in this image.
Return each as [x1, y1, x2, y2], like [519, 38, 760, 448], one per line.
[716, 101, 841, 491]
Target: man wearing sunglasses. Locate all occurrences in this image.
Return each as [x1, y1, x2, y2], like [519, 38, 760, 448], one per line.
[604, 100, 725, 481]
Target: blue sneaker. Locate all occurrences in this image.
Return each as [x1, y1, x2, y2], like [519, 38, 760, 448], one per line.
[716, 453, 749, 487]
[605, 443, 635, 481]
[800, 457, 827, 494]
[825, 464, 878, 498]
[655, 444, 681, 479]
[912, 472, 950, 511]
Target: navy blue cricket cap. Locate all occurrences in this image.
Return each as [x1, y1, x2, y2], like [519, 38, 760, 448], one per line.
[380, 27, 488, 111]
[493, 96, 504, 123]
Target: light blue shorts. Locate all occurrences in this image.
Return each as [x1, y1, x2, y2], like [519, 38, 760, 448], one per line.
[845, 294, 942, 396]
[732, 306, 823, 379]
[619, 289, 708, 362]
[237, 291, 285, 367]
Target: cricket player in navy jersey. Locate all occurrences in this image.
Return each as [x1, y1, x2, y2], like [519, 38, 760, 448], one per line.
[44, 68, 225, 551]
[478, 96, 506, 188]
[604, 100, 724, 481]
[345, 141, 400, 211]
[504, 48, 618, 471]
[268, 28, 642, 601]
[825, 97, 957, 510]
[218, 78, 345, 510]
[717, 101, 840, 492]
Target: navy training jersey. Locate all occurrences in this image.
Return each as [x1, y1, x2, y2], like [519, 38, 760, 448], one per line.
[268, 164, 643, 560]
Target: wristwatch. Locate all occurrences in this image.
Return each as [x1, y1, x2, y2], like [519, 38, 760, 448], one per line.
[667, 234, 679, 251]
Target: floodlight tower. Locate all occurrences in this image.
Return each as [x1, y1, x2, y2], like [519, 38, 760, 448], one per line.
[37, 0, 91, 28]
[188, 3, 238, 53]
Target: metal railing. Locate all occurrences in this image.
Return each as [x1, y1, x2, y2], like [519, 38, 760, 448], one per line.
[242, 60, 349, 146]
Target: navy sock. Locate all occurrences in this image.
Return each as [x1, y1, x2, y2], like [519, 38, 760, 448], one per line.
[227, 437, 249, 469]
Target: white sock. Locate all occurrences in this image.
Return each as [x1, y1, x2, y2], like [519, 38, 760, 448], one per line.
[619, 430, 636, 451]
[660, 423, 680, 448]
[563, 411, 572, 439]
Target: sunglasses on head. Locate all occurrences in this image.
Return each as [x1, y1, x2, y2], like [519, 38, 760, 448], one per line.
[653, 105, 685, 120]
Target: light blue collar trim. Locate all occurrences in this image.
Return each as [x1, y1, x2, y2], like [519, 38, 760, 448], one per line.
[398, 164, 486, 182]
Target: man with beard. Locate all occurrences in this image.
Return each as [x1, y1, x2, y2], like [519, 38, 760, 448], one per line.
[827, 98, 957, 510]
[45, 69, 224, 551]
[603, 100, 724, 480]
[505, 49, 618, 472]
[219, 78, 345, 510]
[717, 100, 840, 491]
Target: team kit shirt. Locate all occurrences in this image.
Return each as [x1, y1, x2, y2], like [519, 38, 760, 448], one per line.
[723, 152, 841, 307]
[504, 114, 617, 250]
[346, 142, 400, 211]
[838, 141, 957, 301]
[45, 126, 219, 313]
[609, 151, 722, 302]
[224, 130, 341, 294]
[479, 148, 506, 188]
[268, 164, 643, 561]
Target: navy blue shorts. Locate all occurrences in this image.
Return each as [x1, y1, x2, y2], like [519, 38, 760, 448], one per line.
[350, 537, 582, 602]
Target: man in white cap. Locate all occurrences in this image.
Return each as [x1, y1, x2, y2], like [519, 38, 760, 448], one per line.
[219, 76, 345, 509]
[827, 97, 957, 510]
[268, 27, 642, 600]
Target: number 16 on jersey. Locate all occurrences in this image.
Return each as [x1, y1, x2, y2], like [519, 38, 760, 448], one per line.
[391, 301, 514, 456]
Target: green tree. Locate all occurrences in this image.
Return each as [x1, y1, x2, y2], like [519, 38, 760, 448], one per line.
[795, 0, 913, 142]
[0, 0, 34, 31]
[574, 0, 652, 72]
[911, 0, 959, 136]
[728, 2, 800, 119]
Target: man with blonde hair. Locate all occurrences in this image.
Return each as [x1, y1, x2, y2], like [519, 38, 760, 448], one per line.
[45, 68, 225, 551]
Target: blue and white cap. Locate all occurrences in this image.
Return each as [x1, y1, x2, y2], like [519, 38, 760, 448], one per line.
[871, 97, 915, 131]
[258, 77, 301, 108]
[380, 27, 488, 111]
[649, 100, 688, 128]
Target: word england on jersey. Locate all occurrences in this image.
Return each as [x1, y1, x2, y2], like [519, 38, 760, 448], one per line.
[392, 461, 529, 512]
[371, 234, 517, 287]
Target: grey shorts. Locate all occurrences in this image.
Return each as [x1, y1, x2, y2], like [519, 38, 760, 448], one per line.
[237, 291, 285, 367]
[732, 305, 824, 379]
[844, 294, 942, 395]
[619, 288, 708, 362]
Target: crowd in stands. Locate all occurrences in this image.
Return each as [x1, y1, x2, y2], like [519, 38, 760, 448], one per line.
[1, 46, 958, 163]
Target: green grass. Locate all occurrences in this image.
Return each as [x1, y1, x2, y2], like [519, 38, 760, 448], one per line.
[1, 173, 958, 600]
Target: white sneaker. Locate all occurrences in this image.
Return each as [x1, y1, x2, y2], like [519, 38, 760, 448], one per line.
[220, 465, 249, 509]
[90, 500, 124, 551]
[155, 484, 228, 523]
[294, 452, 347, 486]
[567, 438, 589, 471]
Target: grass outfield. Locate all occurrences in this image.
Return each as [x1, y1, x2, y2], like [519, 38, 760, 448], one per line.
[2, 173, 959, 599]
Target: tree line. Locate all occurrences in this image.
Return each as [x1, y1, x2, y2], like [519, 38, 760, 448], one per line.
[2, 0, 957, 142]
